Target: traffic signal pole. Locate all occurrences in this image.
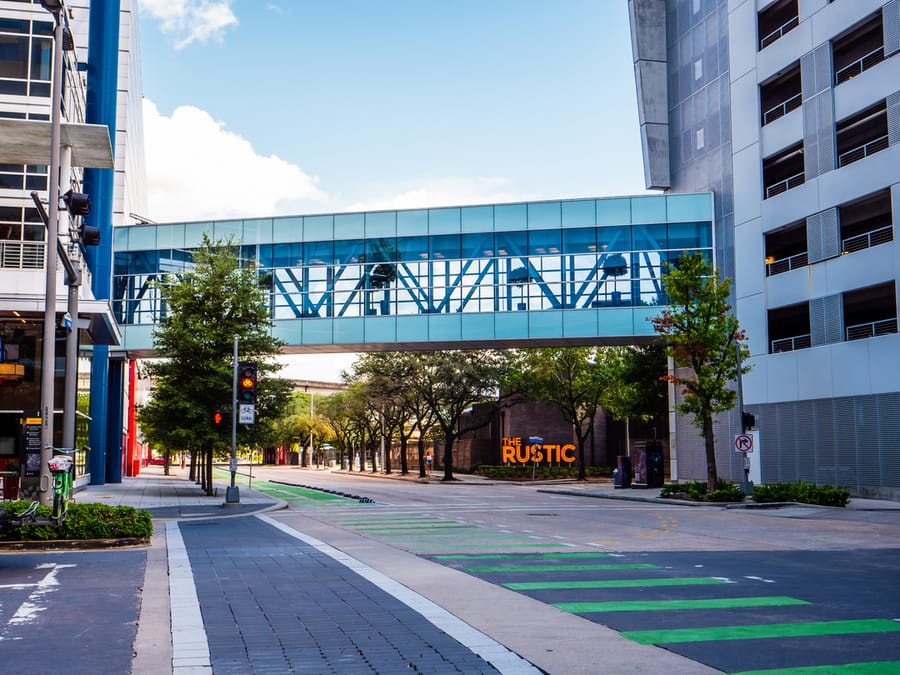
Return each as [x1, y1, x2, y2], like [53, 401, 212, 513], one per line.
[225, 336, 240, 504]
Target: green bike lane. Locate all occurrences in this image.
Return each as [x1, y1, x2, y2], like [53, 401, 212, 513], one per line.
[427, 548, 900, 674]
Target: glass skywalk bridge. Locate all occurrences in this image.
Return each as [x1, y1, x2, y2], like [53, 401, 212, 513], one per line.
[113, 193, 713, 356]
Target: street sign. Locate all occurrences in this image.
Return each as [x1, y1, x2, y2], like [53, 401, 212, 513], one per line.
[238, 404, 255, 425]
[734, 433, 753, 453]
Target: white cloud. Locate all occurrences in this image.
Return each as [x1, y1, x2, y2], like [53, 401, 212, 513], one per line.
[140, 0, 237, 49]
[342, 177, 532, 213]
[142, 99, 327, 222]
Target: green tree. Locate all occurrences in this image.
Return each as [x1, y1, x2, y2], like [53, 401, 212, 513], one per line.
[601, 345, 668, 439]
[650, 253, 750, 491]
[137, 235, 289, 495]
[350, 352, 419, 475]
[511, 347, 619, 480]
[409, 350, 508, 481]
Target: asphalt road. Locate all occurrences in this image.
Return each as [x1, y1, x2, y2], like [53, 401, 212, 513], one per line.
[250, 467, 900, 674]
[2, 467, 899, 674]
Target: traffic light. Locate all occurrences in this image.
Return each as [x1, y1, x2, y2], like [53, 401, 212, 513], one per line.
[62, 189, 100, 245]
[237, 362, 258, 405]
[63, 189, 91, 216]
[742, 412, 756, 431]
[213, 409, 229, 431]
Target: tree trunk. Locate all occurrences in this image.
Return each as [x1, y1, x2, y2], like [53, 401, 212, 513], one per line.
[417, 436, 427, 478]
[703, 411, 718, 492]
[399, 435, 409, 475]
[441, 435, 454, 481]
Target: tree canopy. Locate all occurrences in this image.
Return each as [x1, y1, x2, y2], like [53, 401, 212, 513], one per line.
[137, 235, 289, 493]
[650, 252, 750, 490]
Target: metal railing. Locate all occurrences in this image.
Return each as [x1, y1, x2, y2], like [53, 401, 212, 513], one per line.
[0, 241, 44, 269]
[765, 171, 805, 199]
[842, 225, 893, 254]
[838, 134, 889, 168]
[766, 251, 808, 276]
[834, 46, 885, 85]
[771, 334, 811, 353]
[759, 15, 799, 49]
[846, 318, 898, 341]
[762, 92, 802, 125]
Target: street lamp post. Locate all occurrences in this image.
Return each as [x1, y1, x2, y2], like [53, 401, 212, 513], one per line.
[38, 0, 65, 506]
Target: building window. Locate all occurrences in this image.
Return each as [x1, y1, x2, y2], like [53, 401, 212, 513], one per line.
[840, 189, 894, 254]
[765, 221, 807, 276]
[0, 19, 53, 97]
[836, 100, 889, 168]
[844, 282, 898, 340]
[763, 143, 805, 199]
[768, 302, 811, 353]
[758, 0, 799, 50]
[760, 62, 802, 125]
[833, 13, 885, 85]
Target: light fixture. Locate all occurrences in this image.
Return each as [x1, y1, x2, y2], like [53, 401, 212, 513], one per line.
[39, 0, 63, 13]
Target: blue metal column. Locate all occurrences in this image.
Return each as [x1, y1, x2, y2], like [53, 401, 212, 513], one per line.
[84, 0, 121, 484]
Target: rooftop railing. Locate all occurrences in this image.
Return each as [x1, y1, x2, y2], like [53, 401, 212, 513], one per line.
[765, 171, 805, 199]
[846, 318, 898, 341]
[762, 92, 802, 125]
[0, 241, 44, 269]
[771, 333, 811, 353]
[766, 251, 808, 276]
[834, 46, 885, 85]
[842, 225, 893, 254]
[838, 134, 889, 168]
[760, 15, 799, 49]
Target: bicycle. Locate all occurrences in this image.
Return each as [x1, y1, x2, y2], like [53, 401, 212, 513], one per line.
[48, 448, 77, 525]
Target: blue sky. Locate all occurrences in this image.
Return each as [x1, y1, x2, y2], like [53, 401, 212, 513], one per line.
[138, 1, 649, 221]
[136, 1, 650, 379]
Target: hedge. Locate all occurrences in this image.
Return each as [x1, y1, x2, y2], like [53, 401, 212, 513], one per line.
[752, 482, 850, 507]
[1, 501, 153, 541]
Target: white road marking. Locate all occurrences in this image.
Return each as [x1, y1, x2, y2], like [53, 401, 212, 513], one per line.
[744, 575, 776, 583]
[167, 521, 212, 674]
[1, 563, 76, 641]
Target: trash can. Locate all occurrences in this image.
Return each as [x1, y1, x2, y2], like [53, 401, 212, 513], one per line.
[616, 456, 632, 489]
[646, 442, 664, 488]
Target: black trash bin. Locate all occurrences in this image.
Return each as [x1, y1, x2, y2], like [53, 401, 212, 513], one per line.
[616, 455, 632, 489]
[646, 441, 664, 488]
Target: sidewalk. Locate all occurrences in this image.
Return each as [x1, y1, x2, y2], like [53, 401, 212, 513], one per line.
[77, 463, 284, 518]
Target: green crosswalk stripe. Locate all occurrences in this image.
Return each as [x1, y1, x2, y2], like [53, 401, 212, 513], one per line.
[469, 563, 659, 573]
[351, 524, 476, 532]
[408, 542, 567, 550]
[504, 577, 728, 591]
[556, 596, 809, 613]
[623, 619, 900, 645]
[434, 552, 612, 560]
[731, 661, 900, 675]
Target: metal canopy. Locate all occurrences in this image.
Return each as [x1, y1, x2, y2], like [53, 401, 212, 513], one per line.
[0, 118, 114, 168]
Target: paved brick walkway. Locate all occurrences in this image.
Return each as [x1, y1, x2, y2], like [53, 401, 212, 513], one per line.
[179, 516, 503, 674]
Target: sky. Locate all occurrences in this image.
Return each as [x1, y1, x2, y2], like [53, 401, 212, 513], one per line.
[136, 0, 651, 380]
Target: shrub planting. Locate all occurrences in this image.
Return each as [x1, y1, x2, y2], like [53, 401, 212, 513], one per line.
[752, 482, 849, 507]
[1, 501, 153, 541]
